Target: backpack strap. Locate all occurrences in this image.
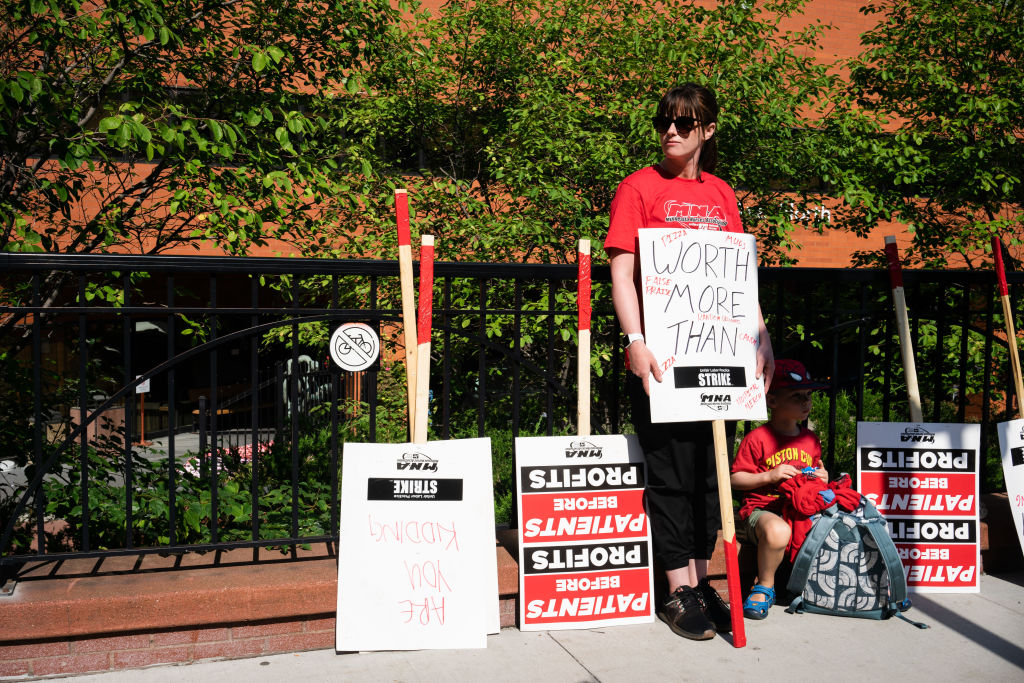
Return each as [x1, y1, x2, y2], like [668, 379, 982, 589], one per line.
[894, 608, 931, 629]
[785, 503, 841, 598]
[857, 499, 907, 601]
[785, 595, 805, 615]
[860, 516, 906, 610]
[856, 499, 928, 627]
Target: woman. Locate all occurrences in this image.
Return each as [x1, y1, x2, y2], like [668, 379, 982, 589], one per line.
[604, 83, 774, 641]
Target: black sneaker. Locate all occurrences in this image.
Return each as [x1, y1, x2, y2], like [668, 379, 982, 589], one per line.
[657, 586, 716, 640]
[696, 578, 732, 633]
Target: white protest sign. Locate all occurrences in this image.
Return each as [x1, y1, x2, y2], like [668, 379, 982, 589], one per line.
[996, 419, 1024, 560]
[638, 228, 766, 422]
[135, 375, 150, 394]
[336, 438, 498, 651]
[515, 434, 654, 630]
[857, 422, 980, 593]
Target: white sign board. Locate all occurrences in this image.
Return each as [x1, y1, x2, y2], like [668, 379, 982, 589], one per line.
[638, 228, 766, 422]
[857, 422, 980, 593]
[135, 375, 150, 394]
[336, 438, 498, 651]
[996, 419, 1024, 560]
[515, 434, 654, 630]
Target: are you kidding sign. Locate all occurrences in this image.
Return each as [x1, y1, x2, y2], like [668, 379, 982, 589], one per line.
[335, 438, 498, 651]
[638, 228, 767, 422]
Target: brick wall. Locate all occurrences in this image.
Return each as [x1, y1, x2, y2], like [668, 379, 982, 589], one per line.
[788, 223, 914, 268]
[0, 542, 519, 679]
[792, 0, 875, 64]
[0, 617, 335, 679]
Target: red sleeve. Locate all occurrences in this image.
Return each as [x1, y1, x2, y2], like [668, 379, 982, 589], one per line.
[733, 427, 782, 519]
[604, 180, 643, 254]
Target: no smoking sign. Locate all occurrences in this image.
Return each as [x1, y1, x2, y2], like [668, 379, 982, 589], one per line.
[329, 323, 380, 372]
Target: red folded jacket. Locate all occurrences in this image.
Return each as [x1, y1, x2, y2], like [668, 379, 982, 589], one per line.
[775, 473, 865, 560]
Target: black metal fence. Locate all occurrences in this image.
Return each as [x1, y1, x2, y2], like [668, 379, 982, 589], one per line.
[0, 253, 1019, 578]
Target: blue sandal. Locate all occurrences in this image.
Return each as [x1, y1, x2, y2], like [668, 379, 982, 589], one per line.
[743, 584, 775, 620]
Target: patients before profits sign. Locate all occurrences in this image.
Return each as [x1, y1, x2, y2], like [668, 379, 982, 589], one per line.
[515, 434, 654, 630]
[336, 438, 498, 651]
[857, 422, 980, 593]
[638, 228, 767, 423]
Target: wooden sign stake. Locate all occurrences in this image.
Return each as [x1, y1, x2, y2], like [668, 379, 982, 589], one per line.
[577, 239, 591, 437]
[884, 236, 923, 422]
[395, 189, 418, 438]
[992, 236, 1024, 419]
[712, 419, 746, 647]
[414, 235, 434, 444]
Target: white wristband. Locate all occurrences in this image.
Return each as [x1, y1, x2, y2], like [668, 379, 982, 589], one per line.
[626, 333, 644, 347]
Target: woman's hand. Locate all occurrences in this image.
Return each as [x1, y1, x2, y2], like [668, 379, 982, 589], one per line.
[756, 304, 775, 392]
[627, 340, 663, 396]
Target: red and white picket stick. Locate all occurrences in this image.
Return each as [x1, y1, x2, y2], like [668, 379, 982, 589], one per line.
[577, 239, 592, 436]
[413, 235, 434, 444]
[395, 189, 419, 438]
[712, 419, 746, 647]
[884, 236, 923, 422]
[992, 236, 1024, 419]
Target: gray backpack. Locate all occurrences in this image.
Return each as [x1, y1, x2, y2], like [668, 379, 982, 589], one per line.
[785, 498, 928, 628]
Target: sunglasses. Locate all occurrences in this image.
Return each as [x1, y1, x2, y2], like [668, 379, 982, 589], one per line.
[652, 115, 700, 134]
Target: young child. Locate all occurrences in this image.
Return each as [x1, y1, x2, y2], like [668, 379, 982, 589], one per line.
[730, 359, 827, 620]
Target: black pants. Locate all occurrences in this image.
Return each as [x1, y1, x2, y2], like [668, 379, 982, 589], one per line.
[628, 374, 735, 570]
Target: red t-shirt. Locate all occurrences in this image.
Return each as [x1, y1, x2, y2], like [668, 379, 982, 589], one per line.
[604, 165, 744, 256]
[603, 166, 745, 347]
[731, 424, 823, 520]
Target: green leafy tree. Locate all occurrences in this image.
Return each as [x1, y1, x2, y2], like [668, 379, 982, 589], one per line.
[1, 0, 408, 550]
[0, 0, 406, 343]
[2, 0, 851, 272]
[274, 0, 850, 445]
[837, 0, 1024, 267]
[315, 0, 845, 266]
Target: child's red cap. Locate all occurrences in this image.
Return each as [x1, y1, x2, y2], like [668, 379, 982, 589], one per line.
[769, 359, 828, 393]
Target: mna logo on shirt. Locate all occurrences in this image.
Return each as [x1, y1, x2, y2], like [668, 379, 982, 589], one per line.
[663, 200, 728, 229]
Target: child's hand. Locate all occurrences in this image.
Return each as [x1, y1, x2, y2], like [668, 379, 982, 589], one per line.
[769, 463, 801, 484]
[814, 467, 829, 481]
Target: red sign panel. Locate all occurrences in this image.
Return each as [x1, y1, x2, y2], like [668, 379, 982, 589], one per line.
[521, 489, 648, 543]
[522, 567, 651, 625]
[896, 543, 979, 589]
[861, 472, 977, 517]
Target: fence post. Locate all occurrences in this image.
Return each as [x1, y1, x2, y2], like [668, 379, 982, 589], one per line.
[276, 363, 284, 441]
[198, 395, 207, 479]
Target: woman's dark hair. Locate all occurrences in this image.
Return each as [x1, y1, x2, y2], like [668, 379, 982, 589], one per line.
[656, 83, 719, 174]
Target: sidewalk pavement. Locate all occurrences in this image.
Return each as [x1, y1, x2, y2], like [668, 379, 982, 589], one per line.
[60, 572, 1024, 683]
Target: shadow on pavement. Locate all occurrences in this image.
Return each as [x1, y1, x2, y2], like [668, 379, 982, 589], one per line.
[910, 590, 1024, 668]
